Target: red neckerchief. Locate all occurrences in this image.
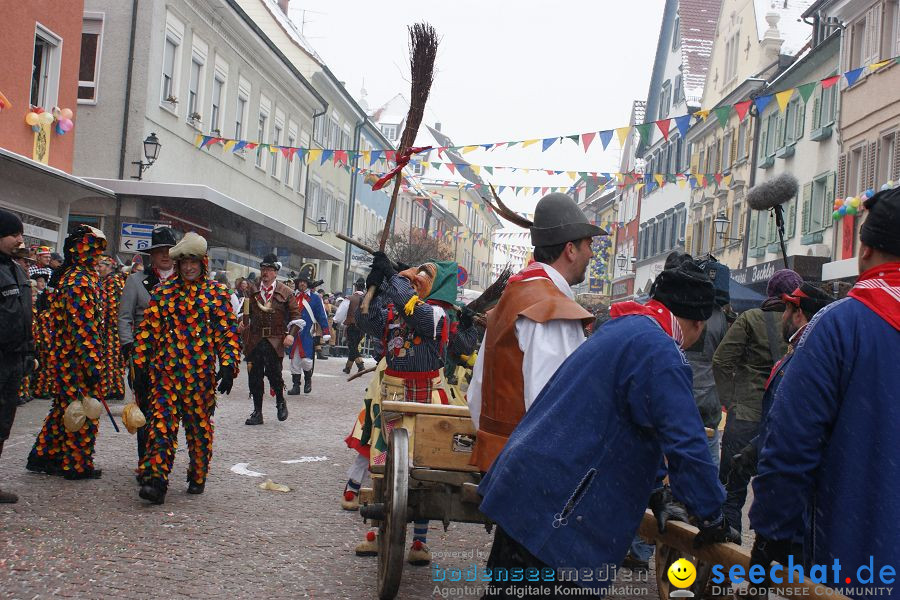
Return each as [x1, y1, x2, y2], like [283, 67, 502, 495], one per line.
[260, 282, 274, 304]
[508, 261, 552, 284]
[609, 299, 684, 346]
[154, 267, 174, 282]
[848, 262, 900, 332]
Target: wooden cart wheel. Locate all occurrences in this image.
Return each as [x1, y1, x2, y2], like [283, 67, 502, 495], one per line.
[377, 428, 409, 600]
[655, 544, 714, 599]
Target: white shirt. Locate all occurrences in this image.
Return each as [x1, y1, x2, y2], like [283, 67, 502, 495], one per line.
[333, 296, 350, 325]
[467, 263, 586, 429]
[260, 283, 274, 304]
[230, 292, 243, 316]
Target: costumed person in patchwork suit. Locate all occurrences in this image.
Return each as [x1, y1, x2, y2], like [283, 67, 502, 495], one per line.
[31, 269, 57, 400]
[287, 266, 330, 395]
[134, 232, 240, 504]
[351, 255, 462, 566]
[242, 254, 303, 425]
[97, 255, 126, 400]
[118, 226, 177, 460]
[28, 246, 53, 281]
[26, 226, 107, 480]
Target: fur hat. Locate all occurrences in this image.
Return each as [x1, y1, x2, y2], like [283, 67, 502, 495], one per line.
[861, 186, 900, 257]
[650, 262, 716, 321]
[169, 231, 207, 260]
[761, 269, 803, 311]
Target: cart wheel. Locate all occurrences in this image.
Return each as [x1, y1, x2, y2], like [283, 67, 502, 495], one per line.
[378, 427, 409, 600]
[655, 544, 714, 599]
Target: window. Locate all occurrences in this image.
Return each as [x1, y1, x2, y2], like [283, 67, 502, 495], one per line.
[731, 200, 743, 242]
[256, 96, 270, 169]
[285, 127, 297, 188]
[78, 15, 103, 102]
[162, 37, 178, 103]
[877, 131, 897, 187]
[308, 179, 321, 223]
[335, 196, 347, 235]
[210, 74, 224, 133]
[271, 120, 282, 178]
[323, 189, 334, 223]
[850, 18, 866, 69]
[313, 114, 326, 146]
[766, 113, 779, 155]
[814, 79, 837, 129]
[659, 81, 672, 119]
[31, 24, 62, 109]
[737, 119, 748, 160]
[380, 123, 398, 140]
[673, 74, 683, 105]
[724, 33, 740, 84]
[672, 16, 681, 50]
[881, 0, 897, 59]
[330, 118, 340, 150]
[235, 79, 249, 140]
[848, 145, 865, 196]
[722, 130, 733, 172]
[187, 45, 205, 123]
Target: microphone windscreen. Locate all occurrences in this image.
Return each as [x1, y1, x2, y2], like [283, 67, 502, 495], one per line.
[746, 173, 799, 210]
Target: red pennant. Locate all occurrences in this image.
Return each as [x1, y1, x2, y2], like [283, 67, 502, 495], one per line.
[582, 131, 596, 151]
[541, 187, 548, 195]
[714, 173, 724, 185]
[446, 163, 456, 174]
[655, 119, 671, 141]
[821, 75, 840, 89]
[384, 150, 396, 163]
[734, 100, 752, 122]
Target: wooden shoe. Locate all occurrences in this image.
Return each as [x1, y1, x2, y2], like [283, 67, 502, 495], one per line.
[355, 531, 378, 556]
[341, 490, 359, 511]
[407, 540, 431, 566]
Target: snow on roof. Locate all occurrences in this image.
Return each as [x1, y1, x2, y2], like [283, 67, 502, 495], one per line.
[261, 0, 325, 65]
[679, 0, 722, 106]
[754, 0, 815, 56]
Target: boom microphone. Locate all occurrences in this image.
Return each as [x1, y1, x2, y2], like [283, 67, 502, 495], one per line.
[746, 173, 799, 210]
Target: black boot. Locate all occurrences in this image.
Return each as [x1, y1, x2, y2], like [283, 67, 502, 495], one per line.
[356, 360, 366, 373]
[276, 390, 289, 422]
[187, 473, 205, 495]
[287, 373, 302, 395]
[139, 478, 167, 504]
[64, 467, 102, 480]
[245, 392, 264, 425]
[342, 361, 352, 375]
[26, 453, 63, 476]
[303, 370, 313, 394]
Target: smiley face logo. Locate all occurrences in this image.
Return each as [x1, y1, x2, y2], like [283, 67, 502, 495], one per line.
[667, 558, 696, 589]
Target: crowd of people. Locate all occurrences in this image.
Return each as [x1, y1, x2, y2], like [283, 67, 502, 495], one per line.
[1, 184, 897, 600]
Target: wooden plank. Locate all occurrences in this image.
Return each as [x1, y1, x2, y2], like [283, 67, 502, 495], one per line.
[412, 414, 480, 472]
[382, 400, 472, 418]
[638, 511, 849, 600]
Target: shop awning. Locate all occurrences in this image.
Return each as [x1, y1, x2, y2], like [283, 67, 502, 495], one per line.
[84, 178, 343, 261]
[0, 147, 116, 202]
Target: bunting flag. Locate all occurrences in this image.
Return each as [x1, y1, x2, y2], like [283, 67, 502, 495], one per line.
[870, 60, 891, 70]
[714, 106, 732, 127]
[733, 100, 752, 122]
[307, 148, 322, 165]
[844, 67, 864, 86]
[599, 129, 614, 150]
[695, 109, 710, 121]
[615, 126, 631, 147]
[820, 75, 840, 89]
[542, 137, 558, 152]
[775, 89, 795, 112]
[522, 139, 539, 149]
[754, 94, 774, 114]
[796, 82, 817, 103]
[656, 119, 671, 141]
[582, 131, 597, 151]
[635, 123, 654, 145]
[674, 114, 692, 137]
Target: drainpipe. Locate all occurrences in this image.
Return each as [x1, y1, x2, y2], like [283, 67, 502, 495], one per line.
[742, 105, 764, 270]
[113, 0, 139, 253]
[343, 118, 364, 292]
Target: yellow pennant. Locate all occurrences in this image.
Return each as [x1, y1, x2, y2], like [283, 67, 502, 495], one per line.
[521, 139, 539, 149]
[775, 89, 794, 112]
[194, 134, 204, 146]
[362, 150, 370, 165]
[306, 149, 322, 165]
[635, 183, 645, 191]
[470, 165, 481, 175]
[567, 171, 577, 180]
[870, 60, 891, 70]
[615, 127, 631, 147]
[223, 140, 236, 152]
[654, 174, 665, 187]
[462, 145, 478, 153]
[723, 174, 733, 187]
[695, 110, 710, 121]
[677, 178, 687, 189]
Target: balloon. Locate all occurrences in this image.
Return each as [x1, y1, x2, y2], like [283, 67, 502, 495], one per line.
[25, 112, 39, 126]
[39, 112, 54, 125]
[839, 206, 847, 215]
[865, 189, 875, 198]
[832, 210, 841, 220]
[55, 124, 64, 135]
[59, 118, 73, 132]
[850, 197, 860, 208]
[59, 107, 73, 120]
[847, 206, 858, 215]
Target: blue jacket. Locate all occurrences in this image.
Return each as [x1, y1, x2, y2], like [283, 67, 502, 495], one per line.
[750, 297, 900, 589]
[293, 291, 329, 358]
[478, 315, 725, 570]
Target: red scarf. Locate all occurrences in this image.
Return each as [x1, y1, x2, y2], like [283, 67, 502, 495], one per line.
[848, 262, 900, 332]
[609, 299, 684, 346]
[508, 261, 552, 284]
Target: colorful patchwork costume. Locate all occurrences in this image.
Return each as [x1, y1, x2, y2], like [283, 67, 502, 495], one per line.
[134, 233, 240, 504]
[26, 226, 107, 480]
[100, 270, 126, 400]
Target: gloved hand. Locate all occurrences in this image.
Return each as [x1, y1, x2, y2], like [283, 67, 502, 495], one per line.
[322, 334, 331, 342]
[648, 486, 689, 533]
[372, 251, 395, 281]
[729, 442, 759, 483]
[216, 366, 235, 395]
[750, 535, 793, 571]
[121, 342, 133, 361]
[459, 306, 477, 329]
[693, 513, 741, 548]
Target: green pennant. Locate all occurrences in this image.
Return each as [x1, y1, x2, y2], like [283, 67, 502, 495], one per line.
[635, 123, 654, 145]
[797, 82, 817, 103]
[714, 106, 732, 127]
[566, 134, 580, 144]
[666, 174, 677, 183]
[484, 166, 494, 175]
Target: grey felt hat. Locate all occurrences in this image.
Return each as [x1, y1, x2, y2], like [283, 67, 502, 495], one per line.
[530, 193, 607, 246]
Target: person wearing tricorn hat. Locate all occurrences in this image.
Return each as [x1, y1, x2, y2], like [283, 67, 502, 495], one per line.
[478, 262, 738, 599]
[118, 225, 177, 461]
[749, 186, 900, 593]
[27, 225, 107, 480]
[287, 265, 330, 395]
[133, 232, 241, 504]
[241, 254, 303, 425]
[468, 192, 602, 475]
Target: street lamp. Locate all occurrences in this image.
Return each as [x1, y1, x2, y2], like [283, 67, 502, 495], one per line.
[309, 216, 328, 236]
[713, 210, 743, 243]
[616, 253, 626, 270]
[132, 132, 161, 180]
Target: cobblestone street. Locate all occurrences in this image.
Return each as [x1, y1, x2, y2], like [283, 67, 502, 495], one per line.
[1, 357, 662, 600]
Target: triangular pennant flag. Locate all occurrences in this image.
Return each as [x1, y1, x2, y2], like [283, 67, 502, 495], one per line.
[723, 174, 733, 187]
[615, 126, 631, 147]
[541, 187, 548, 195]
[654, 174, 665, 187]
[674, 114, 691, 138]
[677, 177, 687, 189]
[446, 163, 456, 174]
[362, 150, 371, 166]
[521, 139, 539, 148]
[320, 149, 333, 165]
[635, 183, 645, 192]
[370, 150, 382, 166]
[567, 171, 577, 180]
[470, 165, 481, 175]
[281, 147, 291, 159]
[734, 100, 752, 121]
[384, 150, 396, 163]
[655, 119, 671, 141]
[484, 166, 493, 175]
[306, 148, 322, 165]
[635, 123, 654, 145]
[542, 137, 558, 151]
[844, 67, 864, 86]
[820, 75, 840, 89]
[566, 134, 580, 145]
[296, 148, 306, 163]
[598, 129, 614, 150]
[194, 134, 204, 147]
[581, 132, 597, 152]
[714, 173, 724, 185]
[714, 106, 732, 127]
[796, 82, 817, 103]
[233, 141, 248, 152]
[224, 139, 236, 152]
[462, 145, 478, 154]
[498, 186, 505, 194]
[870, 60, 891, 71]
[775, 89, 795, 112]
[695, 109, 710, 121]
[754, 94, 774, 114]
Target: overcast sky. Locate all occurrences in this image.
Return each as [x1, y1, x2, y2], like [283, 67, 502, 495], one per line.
[289, 0, 665, 213]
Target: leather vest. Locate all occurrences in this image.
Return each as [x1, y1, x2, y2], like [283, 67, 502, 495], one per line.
[243, 282, 294, 356]
[470, 277, 593, 472]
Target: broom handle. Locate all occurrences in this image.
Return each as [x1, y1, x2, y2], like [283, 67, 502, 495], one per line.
[360, 165, 405, 315]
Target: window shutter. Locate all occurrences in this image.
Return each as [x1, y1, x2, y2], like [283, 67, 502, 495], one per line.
[738, 205, 746, 240]
[892, 134, 900, 182]
[866, 5, 882, 64]
[837, 153, 848, 198]
[775, 115, 785, 148]
[787, 197, 797, 239]
[759, 128, 768, 157]
[749, 210, 758, 248]
[867, 141, 878, 189]
[812, 93, 821, 129]
[730, 130, 738, 165]
[685, 230, 692, 254]
[796, 101, 805, 140]
[767, 209, 776, 244]
[825, 172, 836, 227]
[801, 182, 813, 234]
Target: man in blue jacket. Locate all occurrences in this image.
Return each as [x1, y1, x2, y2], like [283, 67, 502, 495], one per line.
[478, 262, 738, 598]
[749, 187, 900, 598]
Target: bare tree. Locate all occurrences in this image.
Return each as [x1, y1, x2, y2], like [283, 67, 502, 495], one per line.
[363, 229, 454, 267]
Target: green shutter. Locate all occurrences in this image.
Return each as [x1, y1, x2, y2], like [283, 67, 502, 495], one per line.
[801, 182, 813, 234]
[767, 209, 776, 243]
[796, 101, 805, 140]
[812, 94, 821, 130]
[787, 197, 797, 239]
[825, 171, 836, 227]
[759, 120, 768, 157]
[749, 210, 758, 248]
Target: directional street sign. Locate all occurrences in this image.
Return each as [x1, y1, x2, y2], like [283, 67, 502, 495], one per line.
[120, 222, 154, 253]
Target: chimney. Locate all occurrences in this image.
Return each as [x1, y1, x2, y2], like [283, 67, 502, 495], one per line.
[278, 0, 289, 15]
[435, 122, 442, 132]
